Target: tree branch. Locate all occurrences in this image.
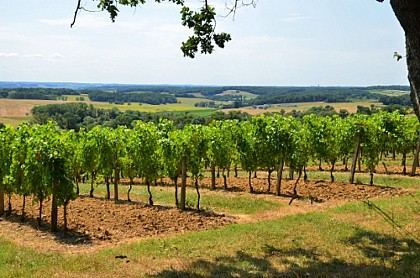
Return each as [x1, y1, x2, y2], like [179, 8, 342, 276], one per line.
[70, 0, 82, 28]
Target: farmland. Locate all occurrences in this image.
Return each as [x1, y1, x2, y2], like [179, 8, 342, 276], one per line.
[0, 92, 396, 127]
[0, 111, 419, 277]
[0, 168, 418, 277]
[223, 99, 383, 115]
[0, 85, 418, 277]
[0, 97, 218, 126]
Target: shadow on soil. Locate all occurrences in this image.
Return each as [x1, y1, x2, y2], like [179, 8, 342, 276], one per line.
[149, 229, 419, 278]
[2, 211, 93, 246]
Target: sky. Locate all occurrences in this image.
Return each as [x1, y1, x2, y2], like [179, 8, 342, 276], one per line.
[0, 0, 409, 86]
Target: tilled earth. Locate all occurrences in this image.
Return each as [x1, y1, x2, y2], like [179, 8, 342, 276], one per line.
[0, 173, 412, 253]
[0, 194, 231, 253]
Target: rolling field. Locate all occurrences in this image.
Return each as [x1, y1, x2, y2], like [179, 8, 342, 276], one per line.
[0, 97, 218, 126]
[223, 99, 383, 115]
[369, 89, 410, 96]
[0, 93, 397, 126]
[0, 99, 67, 125]
[216, 90, 258, 99]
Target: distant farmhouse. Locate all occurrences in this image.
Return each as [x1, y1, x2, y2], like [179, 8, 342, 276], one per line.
[252, 104, 271, 110]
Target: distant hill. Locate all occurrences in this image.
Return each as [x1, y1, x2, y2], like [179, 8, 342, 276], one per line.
[0, 81, 110, 90]
[0, 81, 410, 93]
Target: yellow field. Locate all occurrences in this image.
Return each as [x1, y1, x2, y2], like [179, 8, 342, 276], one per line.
[86, 97, 214, 113]
[217, 90, 258, 99]
[0, 97, 218, 126]
[0, 99, 71, 126]
[0, 95, 387, 126]
[222, 100, 383, 115]
[369, 89, 409, 96]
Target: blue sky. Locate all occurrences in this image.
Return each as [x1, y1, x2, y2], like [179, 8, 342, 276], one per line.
[0, 0, 408, 86]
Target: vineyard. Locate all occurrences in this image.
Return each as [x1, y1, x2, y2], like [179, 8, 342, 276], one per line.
[0, 111, 419, 229]
[0, 111, 419, 276]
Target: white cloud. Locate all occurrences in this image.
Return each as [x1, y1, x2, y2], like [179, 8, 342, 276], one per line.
[38, 18, 69, 27]
[50, 53, 64, 59]
[22, 54, 44, 59]
[39, 14, 112, 29]
[0, 52, 18, 58]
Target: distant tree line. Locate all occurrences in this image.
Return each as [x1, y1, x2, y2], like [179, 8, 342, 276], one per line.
[86, 90, 177, 105]
[0, 88, 78, 100]
[78, 84, 410, 98]
[29, 101, 411, 132]
[30, 102, 251, 131]
[378, 94, 412, 106]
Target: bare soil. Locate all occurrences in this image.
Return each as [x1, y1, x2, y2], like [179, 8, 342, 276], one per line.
[0, 175, 411, 254]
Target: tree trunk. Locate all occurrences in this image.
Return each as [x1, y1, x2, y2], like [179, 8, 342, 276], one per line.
[127, 177, 133, 202]
[146, 180, 153, 206]
[114, 168, 119, 203]
[370, 172, 374, 186]
[63, 202, 68, 235]
[180, 158, 187, 210]
[75, 175, 79, 195]
[223, 169, 228, 190]
[234, 166, 238, 177]
[276, 160, 284, 196]
[382, 162, 389, 175]
[195, 177, 200, 211]
[330, 160, 336, 183]
[402, 153, 407, 175]
[289, 167, 294, 180]
[51, 180, 58, 232]
[105, 176, 110, 200]
[38, 198, 43, 227]
[289, 170, 302, 205]
[6, 194, 11, 217]
[89, 172, 95, 198]
[267, 168, 273, 193]
[211, 162, 216, 190]
[350, 135, 361, 184]
[173, 176, 179, 207]
[0, 179, 4, 217]
[248, 171, 254, 193]
[390, 1, 420, 122]
[20, 195, 26, 223]
[344, 157, 349, 172]
[411, 132, 420, 176]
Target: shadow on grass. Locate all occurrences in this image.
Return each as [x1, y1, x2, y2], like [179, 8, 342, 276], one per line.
[149, 229, 419, 278]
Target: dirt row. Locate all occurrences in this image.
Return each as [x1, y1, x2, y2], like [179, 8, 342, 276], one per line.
[0, 175, 412, 254]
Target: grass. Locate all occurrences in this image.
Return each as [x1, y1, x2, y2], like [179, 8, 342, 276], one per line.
[216, 90, 258, 99]
[78, 183, 280, 215]
[0, 116, 31, 126]
[308, 169, 420, 190]
[369, 89, 410, 97]
[71, 97, 218, 114]
[0, 188, 418, 277]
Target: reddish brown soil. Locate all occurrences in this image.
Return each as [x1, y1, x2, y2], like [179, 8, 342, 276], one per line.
[0, 195, 231, 253]
[0, 174, 412, 254]
[197, 173, 409, 202]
